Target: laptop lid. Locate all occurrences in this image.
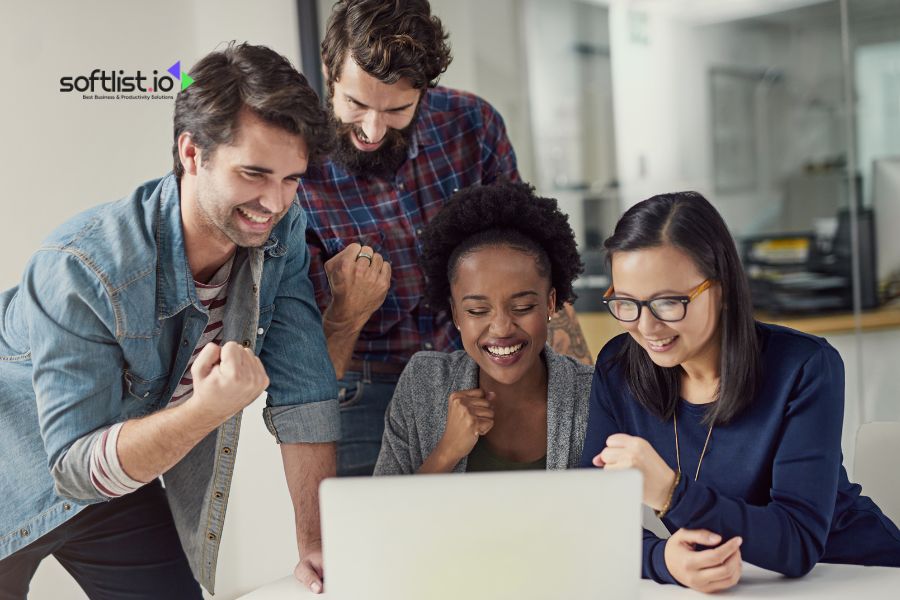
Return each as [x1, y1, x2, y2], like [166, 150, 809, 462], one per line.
[320, 469, 642, 600]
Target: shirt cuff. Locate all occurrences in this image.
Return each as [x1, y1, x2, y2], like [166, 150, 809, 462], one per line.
[649, 537, 680, 585]
[89, 422, 145, 498]
[660, 469, 691, 523]
[263, 398, 341, 444]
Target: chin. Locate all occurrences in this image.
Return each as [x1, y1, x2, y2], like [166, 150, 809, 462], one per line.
[476, 348, 539, 387]
[646, 355, 680, 368]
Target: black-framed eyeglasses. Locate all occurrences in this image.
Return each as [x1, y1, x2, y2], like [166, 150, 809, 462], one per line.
[602, 280, 713, 323]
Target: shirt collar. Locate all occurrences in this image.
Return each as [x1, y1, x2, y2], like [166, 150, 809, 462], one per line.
[153, 174, 273, 319]
[407, 87, 439, 159]
[155, 173, 197, 319]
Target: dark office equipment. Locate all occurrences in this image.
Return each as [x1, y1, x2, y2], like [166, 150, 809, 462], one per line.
[833, 207, 879, 309]
[742, 208, 878, 313]
[572, 249, 610, 313]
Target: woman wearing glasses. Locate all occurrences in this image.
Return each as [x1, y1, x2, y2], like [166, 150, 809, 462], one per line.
[581, 191, 900, 593]
[374, 181, 592, 475]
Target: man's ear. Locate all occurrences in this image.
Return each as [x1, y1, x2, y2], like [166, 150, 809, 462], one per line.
[177, 132, 201, 176]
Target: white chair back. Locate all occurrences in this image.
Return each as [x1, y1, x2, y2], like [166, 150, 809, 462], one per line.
[854, 421, 900, 524]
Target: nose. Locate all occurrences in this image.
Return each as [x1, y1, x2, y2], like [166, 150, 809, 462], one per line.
[259, 179, 291, 215]
[636, 305, 666, 336]
[488, 310, 515, 337]
[360, 111, 387, 144]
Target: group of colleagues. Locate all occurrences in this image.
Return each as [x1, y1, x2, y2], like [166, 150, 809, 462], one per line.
[1, 0, 899, 598]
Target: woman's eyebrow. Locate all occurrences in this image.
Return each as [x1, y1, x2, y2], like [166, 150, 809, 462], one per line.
[462, 290, 538, 301]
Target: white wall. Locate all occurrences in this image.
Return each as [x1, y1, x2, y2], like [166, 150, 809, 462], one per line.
[2, 1, 304, 598]
[603, 0, 900, 478]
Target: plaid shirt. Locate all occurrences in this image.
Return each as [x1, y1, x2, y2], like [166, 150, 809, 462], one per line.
[298, 86, 519, 365]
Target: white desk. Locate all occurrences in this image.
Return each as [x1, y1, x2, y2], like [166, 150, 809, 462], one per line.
[238, 563, 900, 599]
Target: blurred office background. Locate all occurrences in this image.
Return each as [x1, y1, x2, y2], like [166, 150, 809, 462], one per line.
[1, 0, 899, 597]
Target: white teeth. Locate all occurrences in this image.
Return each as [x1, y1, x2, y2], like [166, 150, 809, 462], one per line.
[647, 336, 676, 348]
[486, 343, 524, 357]
[237, 207, 271, 224]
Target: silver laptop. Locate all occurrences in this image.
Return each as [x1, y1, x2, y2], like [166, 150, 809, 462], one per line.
[320, 469, 642, 600]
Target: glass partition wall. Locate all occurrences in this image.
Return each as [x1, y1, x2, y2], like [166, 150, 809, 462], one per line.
[309, 0, 900, 467]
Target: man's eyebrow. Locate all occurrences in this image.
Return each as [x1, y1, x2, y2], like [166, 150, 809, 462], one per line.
[241, 165, 305, 179]
[346, 94, 415, 112]
[241, 165, 273, 174]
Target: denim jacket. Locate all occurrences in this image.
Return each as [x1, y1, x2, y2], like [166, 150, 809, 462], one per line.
[0, 174, 339, 592]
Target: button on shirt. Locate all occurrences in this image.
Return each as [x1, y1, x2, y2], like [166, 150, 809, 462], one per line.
[299, 86, 520, 365]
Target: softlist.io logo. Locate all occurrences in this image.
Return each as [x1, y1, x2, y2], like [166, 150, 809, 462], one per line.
[60, 60, 194, 100]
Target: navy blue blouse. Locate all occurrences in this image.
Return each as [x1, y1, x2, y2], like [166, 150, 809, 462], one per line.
[581, 322, 900, 583]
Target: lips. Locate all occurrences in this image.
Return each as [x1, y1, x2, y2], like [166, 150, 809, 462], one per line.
[485, 342, 524, 357]
[236, 206, 272, 224]
[481, 340, 529, 367]
[645, 335, 678, 352]
[235, 206, 276, 232]
[351, 129, 384, 152]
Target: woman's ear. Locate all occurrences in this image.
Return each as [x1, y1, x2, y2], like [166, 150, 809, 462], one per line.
[547, 287, 557, 318]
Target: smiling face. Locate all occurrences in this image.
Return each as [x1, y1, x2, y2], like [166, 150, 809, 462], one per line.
[189, 109, 309, 249]
[609, 244, 722, 372]
[328, 56, 422, 177]
[450, 245, 556, 388]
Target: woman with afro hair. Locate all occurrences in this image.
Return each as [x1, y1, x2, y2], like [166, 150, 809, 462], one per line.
[374, 181, 592, 474]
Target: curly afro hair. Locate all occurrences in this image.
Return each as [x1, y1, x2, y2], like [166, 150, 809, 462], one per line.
[420, 180, 583, 314]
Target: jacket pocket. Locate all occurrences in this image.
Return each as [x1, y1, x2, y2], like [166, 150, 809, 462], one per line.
[123, 370, 169, 411]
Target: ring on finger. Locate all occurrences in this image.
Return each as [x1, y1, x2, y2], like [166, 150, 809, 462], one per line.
[355, 252, 374, 264]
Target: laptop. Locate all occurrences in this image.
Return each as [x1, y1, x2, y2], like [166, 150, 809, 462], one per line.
[320, 469, 642, 600]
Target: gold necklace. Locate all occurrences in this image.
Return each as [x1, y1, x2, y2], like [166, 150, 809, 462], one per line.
[673, 411, 714, 481]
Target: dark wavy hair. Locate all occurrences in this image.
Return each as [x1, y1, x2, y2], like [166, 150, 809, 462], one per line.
[172, 42, 333, 178]
[421, 181, 583, 314]
[321, 0, 452, 90]
[603, 191, 760, 426]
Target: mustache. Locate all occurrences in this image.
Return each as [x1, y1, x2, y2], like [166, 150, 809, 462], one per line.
[334, 120, 405, 147]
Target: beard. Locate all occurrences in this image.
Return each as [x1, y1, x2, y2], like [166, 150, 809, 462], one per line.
[195, 171, 283, 250]
[327, 97, 420, 179]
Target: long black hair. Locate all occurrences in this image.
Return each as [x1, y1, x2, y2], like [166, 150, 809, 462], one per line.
[603, 191, 759, 425]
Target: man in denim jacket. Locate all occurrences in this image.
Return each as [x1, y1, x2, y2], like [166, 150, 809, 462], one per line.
[0, 43, 338, 598]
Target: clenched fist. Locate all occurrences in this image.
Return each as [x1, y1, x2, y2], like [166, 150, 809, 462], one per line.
[324, 242, 391, 331]
[436, 389, 496, 463]
[190, 341, 269, 425]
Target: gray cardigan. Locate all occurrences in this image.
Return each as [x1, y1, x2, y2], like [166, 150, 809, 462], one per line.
[374, 346, 593, 474]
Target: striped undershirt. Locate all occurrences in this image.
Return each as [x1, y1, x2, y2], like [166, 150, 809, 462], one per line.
[89, 257, 233, 498]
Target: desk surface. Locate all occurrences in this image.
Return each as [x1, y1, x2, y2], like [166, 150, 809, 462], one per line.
[238, 563, 900, 599]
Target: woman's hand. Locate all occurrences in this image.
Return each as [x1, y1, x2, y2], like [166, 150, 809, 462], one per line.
[592, 433, 677, 510]
[664, 528, 742, 593]
[418, 389, 495, 473]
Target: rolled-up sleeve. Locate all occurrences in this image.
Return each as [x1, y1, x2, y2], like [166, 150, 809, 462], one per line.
[259, 206, 340, 444]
